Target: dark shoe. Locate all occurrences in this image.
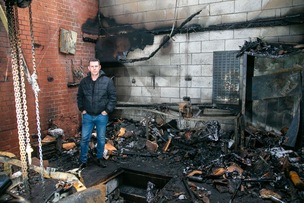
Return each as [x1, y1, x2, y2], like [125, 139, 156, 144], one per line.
[97, 158, 106, 168]
[79, 162, 87, 169]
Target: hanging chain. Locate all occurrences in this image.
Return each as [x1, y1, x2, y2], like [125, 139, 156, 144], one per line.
[29, 4, 46, 197]
[6, 1, 30, 194]
[14, 0, 32, 169]
[14, 5, 32, 196]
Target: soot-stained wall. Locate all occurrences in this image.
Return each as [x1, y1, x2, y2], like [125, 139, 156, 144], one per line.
[89, 0, 304, 123]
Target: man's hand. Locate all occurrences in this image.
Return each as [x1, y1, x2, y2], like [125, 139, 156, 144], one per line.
[101, 111, 108, 115]
[82, 110, 87, 114]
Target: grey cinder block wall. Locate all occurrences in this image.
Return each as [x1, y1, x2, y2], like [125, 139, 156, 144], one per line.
[98, 0, 304, 126]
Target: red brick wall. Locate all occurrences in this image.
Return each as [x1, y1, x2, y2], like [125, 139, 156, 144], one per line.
[0, 0, 98, 157]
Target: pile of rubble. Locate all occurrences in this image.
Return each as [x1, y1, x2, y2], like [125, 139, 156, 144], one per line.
[236, 37, 304, 58]
[50, 116, 303, 203]
[1, 115, 304, 203]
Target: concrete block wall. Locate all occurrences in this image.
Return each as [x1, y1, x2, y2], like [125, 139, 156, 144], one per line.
[99, 0, 304, 121]
[0, 0, 98, 157]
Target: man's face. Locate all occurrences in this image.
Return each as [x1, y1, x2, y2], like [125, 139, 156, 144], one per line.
[88, 61, 101, 76]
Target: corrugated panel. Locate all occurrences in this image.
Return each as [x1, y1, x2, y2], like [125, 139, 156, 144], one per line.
[213, 51, 240, 104]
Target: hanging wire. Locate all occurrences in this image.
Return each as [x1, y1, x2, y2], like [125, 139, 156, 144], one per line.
[169, 0, 179, 38]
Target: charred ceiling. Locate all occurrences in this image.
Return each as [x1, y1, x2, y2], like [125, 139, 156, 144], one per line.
[81, 11, 304, 63]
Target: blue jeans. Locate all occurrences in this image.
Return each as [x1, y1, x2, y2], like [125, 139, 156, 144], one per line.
[79, 113, 108, 163]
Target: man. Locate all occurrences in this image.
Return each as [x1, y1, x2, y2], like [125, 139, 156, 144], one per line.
[77, 59, 117, 169]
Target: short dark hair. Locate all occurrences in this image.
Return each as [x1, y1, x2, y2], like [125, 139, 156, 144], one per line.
[89, 58, 100, 64]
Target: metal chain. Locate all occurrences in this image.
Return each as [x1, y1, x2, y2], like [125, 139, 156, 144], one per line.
[29, 4, 46, 197]
[6, 1, 30, 193]
[14, 6, 32, 195]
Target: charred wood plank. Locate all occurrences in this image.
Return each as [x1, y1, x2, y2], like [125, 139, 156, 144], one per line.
[182, 178, 201, 203]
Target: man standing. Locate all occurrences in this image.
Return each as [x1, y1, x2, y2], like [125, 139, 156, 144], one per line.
[77, 59, 117, 169]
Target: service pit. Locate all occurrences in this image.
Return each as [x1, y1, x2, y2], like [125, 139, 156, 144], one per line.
[97, 168, 172, 203]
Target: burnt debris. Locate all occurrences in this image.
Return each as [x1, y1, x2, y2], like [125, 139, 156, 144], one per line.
[236, 37, 304, 58]
[1, 99, 303, 203]
[2, 109, 302, 203]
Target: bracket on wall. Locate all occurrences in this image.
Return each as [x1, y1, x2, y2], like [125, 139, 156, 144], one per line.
[67, 59, 83, 88]
[67, 82, 80, 88]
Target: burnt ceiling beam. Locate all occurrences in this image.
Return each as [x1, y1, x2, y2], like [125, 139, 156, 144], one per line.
[151, 13, 304, 35]
[82, 13, 304, 39]
[119, 13, 304, 63]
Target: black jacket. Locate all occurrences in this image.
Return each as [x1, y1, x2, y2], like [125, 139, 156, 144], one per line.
[77, 70, 117, 115]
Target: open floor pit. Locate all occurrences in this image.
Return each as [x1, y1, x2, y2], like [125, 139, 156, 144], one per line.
[99, 168, 172, 203]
